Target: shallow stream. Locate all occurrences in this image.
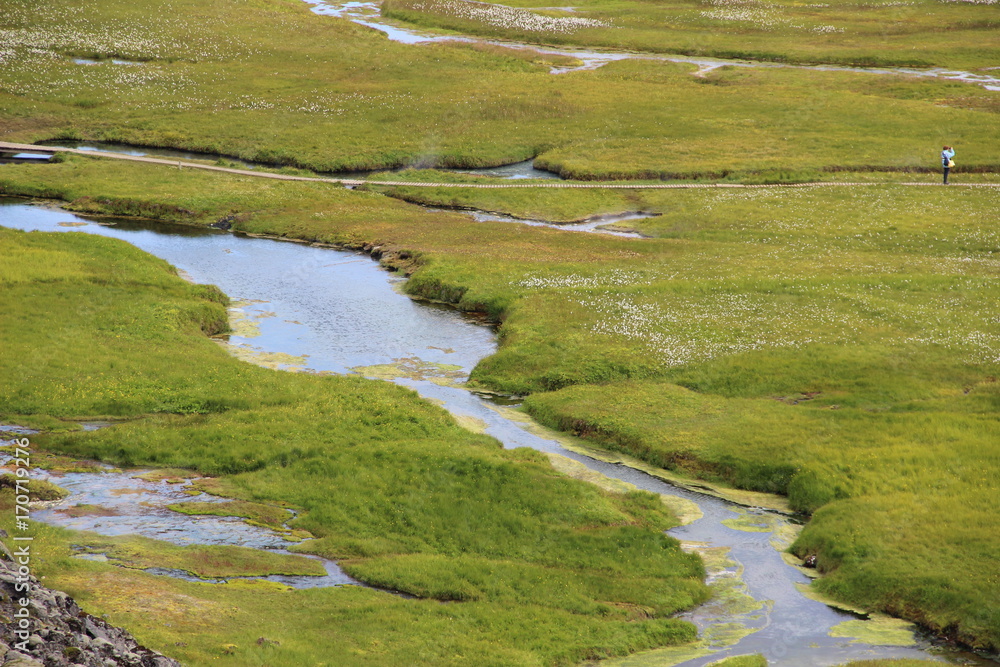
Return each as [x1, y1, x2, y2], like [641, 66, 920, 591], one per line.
[301, 0, 1000, 90]
[34, 140, 562, 181]
[0, 447, 358, 590]
[1, 199, 994, 666]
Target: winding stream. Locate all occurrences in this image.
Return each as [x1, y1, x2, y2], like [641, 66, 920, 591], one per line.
[0, 449, 360, 590]
[301, 0, 1000, 90]
[1, 198, 995, 666]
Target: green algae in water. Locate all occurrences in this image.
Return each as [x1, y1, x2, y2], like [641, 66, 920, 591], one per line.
[721, 508, 781, 534]
[829, 617, 919, 647]
[453, 414, 489, 433]
[681, 544, 765, 619]
[780, 550, 819, 579]
[167, 500, 293, 529]
[546, 452, 651, 494]
[224, 344, 307, 371]
[601, 645, 714, 666]
[57, 504, 120, 518]
[544, 452, 702, 524]
[794, 581, 870, 616]
[352, 357, 465, 382]
[769, 519, 801, 553]
[227, 302, 268, 338]
[132, 468, 201, 484]
[702, 622, 759, 649]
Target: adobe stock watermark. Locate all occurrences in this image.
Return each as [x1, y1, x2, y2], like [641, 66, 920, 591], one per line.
[7, 436, 35, 652]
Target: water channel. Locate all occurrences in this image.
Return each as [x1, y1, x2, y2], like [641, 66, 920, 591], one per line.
[1, 198, 994, 666]
[300, 0, 1000, 90]
[33, 140, 562, 181]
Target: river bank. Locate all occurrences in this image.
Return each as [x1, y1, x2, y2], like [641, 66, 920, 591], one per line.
[2, 151, 999, 654]
[3, 198, 997, 665]
[0, 200, 713, 665]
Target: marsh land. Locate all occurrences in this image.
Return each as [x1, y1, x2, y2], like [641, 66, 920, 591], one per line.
[1, 0, 998, 665]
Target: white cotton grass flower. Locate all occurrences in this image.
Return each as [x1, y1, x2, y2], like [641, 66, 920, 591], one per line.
[517, 269, 650, 289]
[698, 0, 844, 33]
[409, 0, 611, 34]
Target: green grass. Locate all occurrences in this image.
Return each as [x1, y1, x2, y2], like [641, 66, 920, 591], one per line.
[707, 655, 767, 667]
[0, 224, 706, 665]
[2, 0, 999, 655]
[166, 500, 294, 530]
[383, 0, 1000, 69]
[7, 503, 699, 666]
[71, 534, 328, 578]
[501, 187, 1000, 649]
[1, 0, 999, 181]
[0, 473, 69, 500]
[3, 155, 999, 651]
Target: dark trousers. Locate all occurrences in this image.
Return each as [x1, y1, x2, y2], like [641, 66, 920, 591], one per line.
[943, 166, 950, 184]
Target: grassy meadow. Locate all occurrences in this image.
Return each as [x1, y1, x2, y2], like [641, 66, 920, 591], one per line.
[707, 656, 766, 667]
[2, 0, 1000, 660]
[2, 153, 999, 653]
[1, 0, 999, 180]
[382, 0, 1000, 69]
[0, 223, 708, 664]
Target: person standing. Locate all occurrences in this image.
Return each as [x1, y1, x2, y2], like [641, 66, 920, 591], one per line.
[941, 145, 955, 184]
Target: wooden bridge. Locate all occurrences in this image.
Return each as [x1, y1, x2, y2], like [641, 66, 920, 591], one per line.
[1, 141, 997, 190]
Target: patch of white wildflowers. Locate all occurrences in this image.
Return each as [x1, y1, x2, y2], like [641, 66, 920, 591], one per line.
[407, 0, 611, 33]
[698, 0, 843, 33]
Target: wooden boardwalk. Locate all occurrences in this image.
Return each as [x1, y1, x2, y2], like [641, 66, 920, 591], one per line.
[2, 141, 997, 190]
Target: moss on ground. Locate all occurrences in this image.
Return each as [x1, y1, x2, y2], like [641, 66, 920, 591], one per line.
[167, 500, 294, 530]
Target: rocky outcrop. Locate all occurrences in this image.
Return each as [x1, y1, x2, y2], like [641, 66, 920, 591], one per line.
[0, 534, 179, 667]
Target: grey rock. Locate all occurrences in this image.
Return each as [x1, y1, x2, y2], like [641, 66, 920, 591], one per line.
[84, 618, 109, 641]
[91, 637, 114, 653]
[0, 559, 180, 666]
[3, 651, 45, 667]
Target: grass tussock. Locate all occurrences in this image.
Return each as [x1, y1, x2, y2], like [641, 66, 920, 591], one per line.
[0, 225, 707, 665]
[73, 534, 327, 579]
